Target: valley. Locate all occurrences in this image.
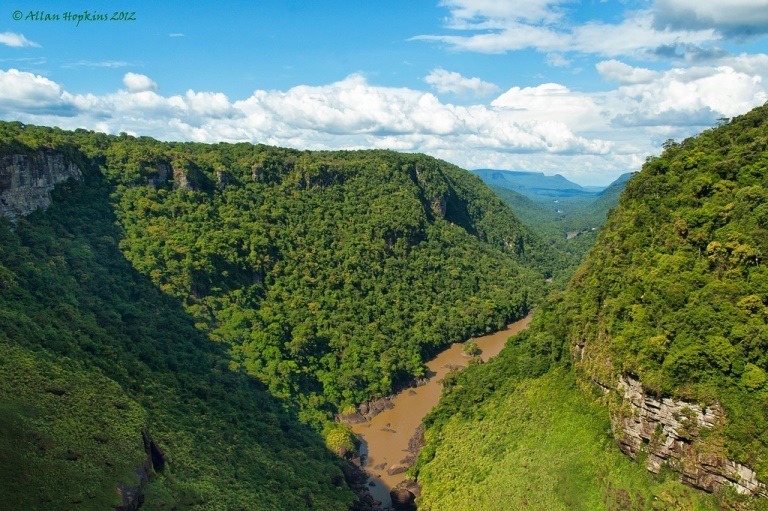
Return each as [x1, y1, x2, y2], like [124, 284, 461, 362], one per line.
[1, 106, 768, 511]
[349, 315, 531, 509]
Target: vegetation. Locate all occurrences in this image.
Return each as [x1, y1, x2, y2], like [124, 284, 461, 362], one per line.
[0, 174, 354, 509]
[0, 120, 555, 508]
[418, 368, 722, 511]
[416, 106, 768, 510]
[462, 341, 480, 357]
[559, 107, 768, 477]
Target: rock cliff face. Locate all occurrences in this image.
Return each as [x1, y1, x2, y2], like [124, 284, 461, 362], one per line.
[0, 150, 82, 220]
[610, 375, 767, 497]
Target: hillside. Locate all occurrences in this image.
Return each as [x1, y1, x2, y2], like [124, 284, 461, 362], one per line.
[0, 162, 355, 510]
[486, 173, 633, 280]
[414, 107, 768, 510]
[487, 173, 632, 242]
[0, 121, 550, 509]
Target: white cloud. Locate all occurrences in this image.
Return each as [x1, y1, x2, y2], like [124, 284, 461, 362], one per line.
[412, 21, 567, 54]
[1, 61, 767, 185]
[570, 11, 717, 57]
[122, 72, 158, 93]
[169, 33, 185, 38]
[439, 0, 568, 25]
[654, 0, 768, 36]
[611, 65, 768, 126]
[414, 3, 720, 58]
[63, 60, 131, 69]
[425, 68, 499, 96]
[491, 83, 606, 130]
[596, 60, 661, 84]
[0, 69, 71, 114]
[0, 32, 41, 48]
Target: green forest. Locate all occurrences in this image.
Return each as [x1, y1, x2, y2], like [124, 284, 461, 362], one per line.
[4, 104, 768, 511]
[0, 121, 561, 509]
[413, 106, 768, 510]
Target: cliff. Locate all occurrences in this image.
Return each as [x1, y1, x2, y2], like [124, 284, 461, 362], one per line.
[558, 105, 768, 501]
[0, 149, 82, 220]
[609, 375, 767, 497]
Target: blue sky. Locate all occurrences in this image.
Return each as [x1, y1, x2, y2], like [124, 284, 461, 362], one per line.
[1, 0, 768, 185]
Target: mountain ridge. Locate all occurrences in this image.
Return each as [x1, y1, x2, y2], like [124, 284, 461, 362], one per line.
[0, 120, 551, 510]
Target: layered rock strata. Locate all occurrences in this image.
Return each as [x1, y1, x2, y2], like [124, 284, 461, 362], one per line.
[611, 375, 767, 497]
[0, 150, 82, 220]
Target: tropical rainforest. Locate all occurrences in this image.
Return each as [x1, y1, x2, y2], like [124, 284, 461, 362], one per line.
[3, 103, 768, 511]
[0, 120, 560, 509]
[413, 106, 768, 509]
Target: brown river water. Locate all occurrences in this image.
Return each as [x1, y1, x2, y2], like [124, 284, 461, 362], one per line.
[351, 314, 532, 509]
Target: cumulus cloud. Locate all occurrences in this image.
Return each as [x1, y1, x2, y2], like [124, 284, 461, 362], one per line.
[122, 72, 158, 93]
[0, 69, 74, 115]
[653, 0, 768, 37]
[425, 68, 499, 96]
[596, 60, 661, 84]
[491, 83, 605, 130]
[610, 65, 768, 126]
[1, 61, 766, 184]
[0, 32, 41, 48]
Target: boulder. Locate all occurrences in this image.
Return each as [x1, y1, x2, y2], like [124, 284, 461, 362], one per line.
[389, 487, 416, 510]
[386, 463, 408, 476]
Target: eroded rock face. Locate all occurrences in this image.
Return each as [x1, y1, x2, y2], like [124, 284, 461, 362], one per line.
[0, 150, 82, 220]
[611, 375, 767, 497]
[115, 458, 151, 511]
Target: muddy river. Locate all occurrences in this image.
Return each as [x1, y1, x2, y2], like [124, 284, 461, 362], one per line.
[351, 314, 532, 509]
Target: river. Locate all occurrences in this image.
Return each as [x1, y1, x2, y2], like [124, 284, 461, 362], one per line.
[350, 314, 532, 509]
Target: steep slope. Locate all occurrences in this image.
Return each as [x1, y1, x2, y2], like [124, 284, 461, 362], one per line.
[0, 161, 354, 510]
[415, 107, 768, 510]
[561, 106, 768, 493]
[0, 121, 550, 509]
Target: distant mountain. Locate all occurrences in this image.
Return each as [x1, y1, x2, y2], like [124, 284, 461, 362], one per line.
[566, 171, 636, 232]
[488, 172, 634, 244]
[597, 171, 633, 197]
[472, 169, 601, 202]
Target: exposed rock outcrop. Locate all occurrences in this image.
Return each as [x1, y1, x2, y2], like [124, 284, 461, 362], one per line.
[342, 461, 383, 511]
[145, 163, 170, 189]
[115, 459, 151, 511]
[610, 375, 767, 497]
[337, 396, 395, 424]
[0, 150, 82, 220]
[115, 430, 165, 511]
[216, 170, 230, 189]
[172, 163, 212, 192]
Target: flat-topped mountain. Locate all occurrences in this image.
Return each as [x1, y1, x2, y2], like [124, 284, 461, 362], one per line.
[472, 169, 600, 202]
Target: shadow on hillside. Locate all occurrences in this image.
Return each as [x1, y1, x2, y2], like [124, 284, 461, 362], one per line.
[1, 170, 360, 509]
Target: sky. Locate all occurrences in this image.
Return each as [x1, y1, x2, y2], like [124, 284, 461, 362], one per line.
[1, 1, 768, 185]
